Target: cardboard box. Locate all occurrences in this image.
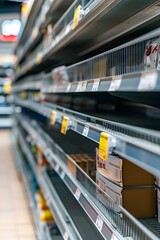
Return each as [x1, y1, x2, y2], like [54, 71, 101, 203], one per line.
[96, 150, 154, 187]
[67, 154, 96, 180]
[96, 172, 156, 218]
[157, 188, 160, 223]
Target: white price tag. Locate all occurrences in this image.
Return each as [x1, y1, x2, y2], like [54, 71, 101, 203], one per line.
[55, 164, 60, 172]
[52, 85, 56, 92]
[81, 81, 87, 91]
[63, 231, 69, 240]
[74, 188, 81, 201]
[124, 237, 134, 240]
[92, 79, 100, 91]
[111, 234, 119, 240]
[82, 126, 89, 137]
[76, 81, 83, 92]
[44, 148, 49, 157]
[95, 215, 103, 232]
[138, 71, 158, 91]
[66, 83, 71, 92]
[47, 154, 52, 162]
[109, 76, 122, 91]
[61, 171, 65, 180]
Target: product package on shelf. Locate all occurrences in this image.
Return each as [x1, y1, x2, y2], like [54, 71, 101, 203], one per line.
[36, 147, 49, 168]
[68, 153, 96, 181]
[96, 171, 156, 219]
[36, 190, 55, 224]
[144, 38, 160, 70]
[96, 149, 154, 187]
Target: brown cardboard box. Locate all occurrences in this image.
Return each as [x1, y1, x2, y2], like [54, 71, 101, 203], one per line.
[67, 154, 96, 180]
[96, 149, 154, 187]
[97, 172, 156, 219]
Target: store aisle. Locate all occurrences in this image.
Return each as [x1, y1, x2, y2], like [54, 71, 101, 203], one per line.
[0, 130, 36, 240]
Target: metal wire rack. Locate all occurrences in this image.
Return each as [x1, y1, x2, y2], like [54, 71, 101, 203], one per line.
[18, 115, 160, 240]
[66, 28, 160, 82]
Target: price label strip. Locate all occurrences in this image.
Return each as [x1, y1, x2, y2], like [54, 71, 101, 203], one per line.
[61, 116, 69, 135]
[99, 132, 109, 161]
[50, 111, 56, 126]
[72, 5, 82, 30]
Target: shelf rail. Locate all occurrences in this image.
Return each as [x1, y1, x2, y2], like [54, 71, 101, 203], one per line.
[66, 28, 160, 81]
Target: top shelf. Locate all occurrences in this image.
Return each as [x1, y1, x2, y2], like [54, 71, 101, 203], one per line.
[16, 0, 75, 66]
[14, 0, 160, 81]
[15, 0, 44, 53]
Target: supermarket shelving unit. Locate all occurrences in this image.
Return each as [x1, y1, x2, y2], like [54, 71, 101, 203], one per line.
[12, 0, 160, 239]
[0, 75, 13, 128]
[12, 126, 63, 240]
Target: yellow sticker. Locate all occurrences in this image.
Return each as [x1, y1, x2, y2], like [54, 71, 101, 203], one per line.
[15, 64, 20, 73]
[72, 5, 81, 30]
[37, 148, 42, 160]
[3, 83, 11, 93]
[99, 132, 109, 161]
[50, 111, 56, 126]
[36, 52, 42, 65]
[61, 116, 68, 135]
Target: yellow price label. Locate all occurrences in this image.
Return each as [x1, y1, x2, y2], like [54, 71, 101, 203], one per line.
[99, 132, 109, 161]
[50, 111, 56, 126]
[36, 52, 42, 65]
[3, 83, 11, 93]
[61, 116, 68, 135]
[37, 148, 42, 158]
[15, 64, 20, 72]
[72, 5, 81, 30]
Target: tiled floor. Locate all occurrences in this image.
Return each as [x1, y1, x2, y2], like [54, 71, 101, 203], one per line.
[0, 130, 36, 240]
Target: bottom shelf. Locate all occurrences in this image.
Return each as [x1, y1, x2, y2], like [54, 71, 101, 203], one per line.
[12, 134, 63, 240]
[140, 218, 160, 239]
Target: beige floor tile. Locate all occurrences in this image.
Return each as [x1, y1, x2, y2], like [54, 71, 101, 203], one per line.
[0, 131, 36, 239]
